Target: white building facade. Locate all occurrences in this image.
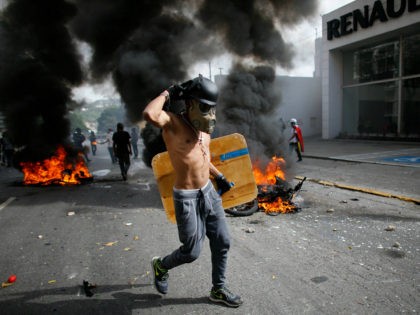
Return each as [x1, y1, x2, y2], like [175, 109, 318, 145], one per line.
[322, 0, 420, 139]
[275, 76, 321, 137]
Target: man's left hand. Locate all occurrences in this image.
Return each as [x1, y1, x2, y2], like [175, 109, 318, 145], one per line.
[215, 175, 234, 195]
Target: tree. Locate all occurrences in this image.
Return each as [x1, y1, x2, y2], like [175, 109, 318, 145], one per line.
[97, 106, 125, 133]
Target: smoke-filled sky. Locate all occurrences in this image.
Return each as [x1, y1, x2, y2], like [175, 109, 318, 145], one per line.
[72, 0, 354, 102]
[0, 0, 351, 165]
[0, 0, 351, 104]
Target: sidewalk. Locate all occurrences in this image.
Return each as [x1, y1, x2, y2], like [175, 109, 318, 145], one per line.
[296, 137, 420, 204]
[303, 137, 420, 168]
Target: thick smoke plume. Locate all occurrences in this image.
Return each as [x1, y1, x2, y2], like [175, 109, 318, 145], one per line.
[217, 63, 284, 165]
[0, 0, 83, 162]
[70, 0, 222, 122]
[0, 0, 317, 166]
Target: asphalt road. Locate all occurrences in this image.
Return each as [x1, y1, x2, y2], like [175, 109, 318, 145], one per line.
[0, 143, 418, 314]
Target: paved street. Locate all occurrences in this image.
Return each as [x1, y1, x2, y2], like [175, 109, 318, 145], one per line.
[0, 139, 419, 314]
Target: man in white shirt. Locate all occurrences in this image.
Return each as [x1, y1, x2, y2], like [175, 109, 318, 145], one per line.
[104, 128, 116, 164]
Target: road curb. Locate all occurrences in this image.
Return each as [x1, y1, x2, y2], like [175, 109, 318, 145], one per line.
[295, 175, 420, 205]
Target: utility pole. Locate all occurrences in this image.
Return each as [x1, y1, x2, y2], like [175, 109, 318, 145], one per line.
[219, 67, 223, 75]
[208, 61, 212, 80]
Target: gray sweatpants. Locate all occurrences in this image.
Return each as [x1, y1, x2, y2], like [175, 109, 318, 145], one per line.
[161, 180, 231, 289]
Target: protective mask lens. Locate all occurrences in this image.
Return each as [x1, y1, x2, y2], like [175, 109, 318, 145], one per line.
[199, 102, 213, 114]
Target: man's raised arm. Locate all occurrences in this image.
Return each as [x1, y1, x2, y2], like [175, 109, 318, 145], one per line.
[143, 90, 171, 128]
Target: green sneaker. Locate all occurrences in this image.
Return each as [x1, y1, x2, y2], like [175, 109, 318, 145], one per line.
[209, 286, 243, 307]
[151, 256, 169, 294]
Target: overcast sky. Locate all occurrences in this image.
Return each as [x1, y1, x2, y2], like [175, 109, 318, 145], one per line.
[191, 0, 355, 78]
[277, 0, 354, 76]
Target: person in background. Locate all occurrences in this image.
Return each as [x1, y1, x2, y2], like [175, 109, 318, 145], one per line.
[130, 127, 139, 159]
[72, 128, 90, 162]
[1, 130, 14, 167]
[89, 131, 97, 156]
[288, 118, 304, 162]
[112, 123, 132, 180]
[102, 128, 116, 164]
[143, 75, 242, 308]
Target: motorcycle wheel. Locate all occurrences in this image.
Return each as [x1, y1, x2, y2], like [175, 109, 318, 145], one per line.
[225, 199, 259, 217]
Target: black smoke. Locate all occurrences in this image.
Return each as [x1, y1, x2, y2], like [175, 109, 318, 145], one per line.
[0, 0, 318, 167]
[197, 0, 317, 165]
[70, 0, 222, 122]
[216, 63, 284, 165]
[0, 0, 83, 162]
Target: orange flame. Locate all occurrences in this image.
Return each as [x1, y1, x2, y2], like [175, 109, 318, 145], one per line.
[258, 197, 296, 214]
[253, 156, 295, 214]
[253, 156, 286, 185]
[20, 146, 92, 186]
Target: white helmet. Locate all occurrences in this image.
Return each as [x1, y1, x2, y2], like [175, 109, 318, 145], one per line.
[290, 118, 297, 124]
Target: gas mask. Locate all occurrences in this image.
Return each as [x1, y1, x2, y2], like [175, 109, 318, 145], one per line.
[187, 99, 216, 134]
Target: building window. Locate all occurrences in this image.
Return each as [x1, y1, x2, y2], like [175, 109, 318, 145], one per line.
[342, 33, 420, 139]
[343, 82, 398, 137]
[344, 41, 399, 85]
[403, 34, 420, 76]
[401, 78, 420, 136]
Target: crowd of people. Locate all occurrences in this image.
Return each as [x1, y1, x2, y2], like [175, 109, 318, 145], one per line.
[1, 117, 302, 176]
[70, 124, 140, 181]
[0, 124, 140, 180]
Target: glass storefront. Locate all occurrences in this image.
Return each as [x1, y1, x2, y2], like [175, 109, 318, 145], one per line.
[343, 82, 398, 136]
[343, 41, 399, 85]
[403, 34, 420, 76]
[342, 33, 420, 138]
[402, 77, 420, 136]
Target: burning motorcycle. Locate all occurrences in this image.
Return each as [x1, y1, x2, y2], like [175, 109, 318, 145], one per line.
[226, 176, 306, 217]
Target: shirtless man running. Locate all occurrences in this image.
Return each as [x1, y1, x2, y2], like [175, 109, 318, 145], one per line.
[143, 75, 243, 308]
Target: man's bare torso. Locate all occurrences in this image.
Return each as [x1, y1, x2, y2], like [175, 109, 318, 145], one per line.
[163, 113, 211, 189]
